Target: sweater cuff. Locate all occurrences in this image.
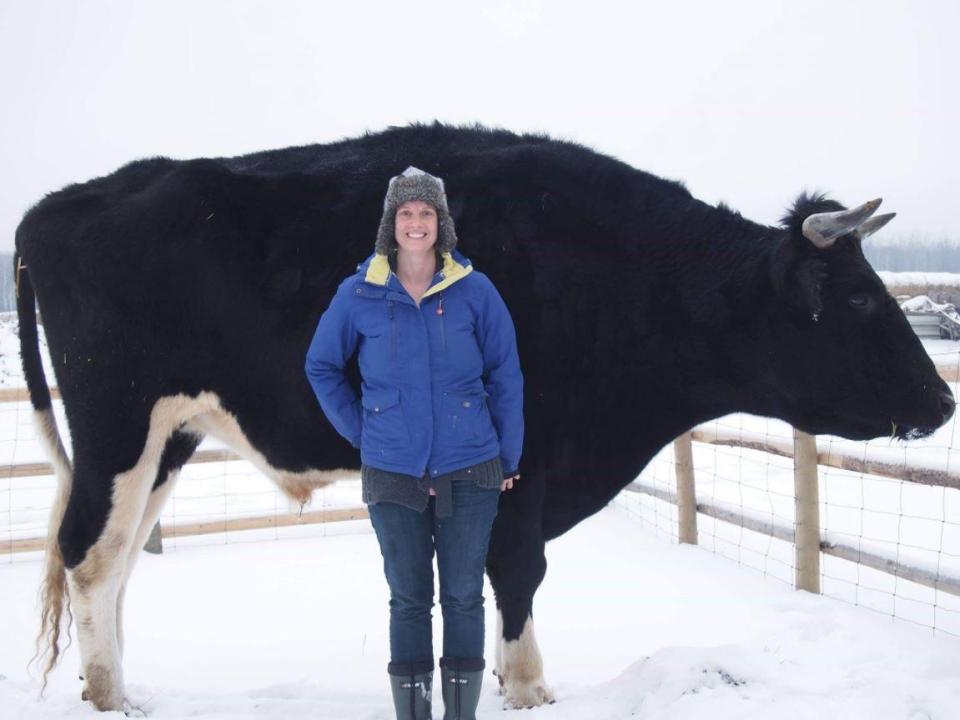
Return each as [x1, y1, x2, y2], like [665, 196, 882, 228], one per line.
[502, 468, 518, 480]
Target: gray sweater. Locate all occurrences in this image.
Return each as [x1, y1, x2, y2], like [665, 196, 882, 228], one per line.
[361, 457, 503, 518]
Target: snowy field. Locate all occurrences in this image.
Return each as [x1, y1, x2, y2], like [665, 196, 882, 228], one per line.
[2, 506, 960, 719]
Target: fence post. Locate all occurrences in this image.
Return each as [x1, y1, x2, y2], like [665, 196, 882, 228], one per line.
[793, 429, 820, 593]
[674, 433, 698, 544]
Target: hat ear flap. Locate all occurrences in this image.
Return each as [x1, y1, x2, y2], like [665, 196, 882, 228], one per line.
[374, 202, 396, 255]
[438, 215, 459, 254]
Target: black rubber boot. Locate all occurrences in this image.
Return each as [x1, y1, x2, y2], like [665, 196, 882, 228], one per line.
[388, 661, 434, 720]
[440, 657, 485, 720]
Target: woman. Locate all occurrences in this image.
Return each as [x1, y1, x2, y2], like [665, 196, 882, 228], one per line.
[305, 166, 523, 720]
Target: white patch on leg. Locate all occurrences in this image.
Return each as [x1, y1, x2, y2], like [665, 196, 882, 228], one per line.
[496, 613, 555, 708]
[69, 569, 125, 710]
[65, 391, 356, 709]
[69, 394, 217, 710]
[116, 468, 182, 658]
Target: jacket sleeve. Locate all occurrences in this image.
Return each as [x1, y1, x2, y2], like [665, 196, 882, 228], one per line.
[305, 277, 362, 448]
[474, 273, 524, 477]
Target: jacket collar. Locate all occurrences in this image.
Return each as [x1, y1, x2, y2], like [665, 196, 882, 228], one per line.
[359, 250, 473, 299]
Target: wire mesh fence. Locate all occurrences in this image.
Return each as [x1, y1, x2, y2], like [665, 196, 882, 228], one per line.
[5, 322, 960, 638]
[0, 395, 369, 561]
[614, 364, 960, 638]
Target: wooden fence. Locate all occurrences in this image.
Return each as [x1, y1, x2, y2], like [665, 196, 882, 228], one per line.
[0, 387, 368, 554]
[628, 430, 960, 597]
[5, 386, 960, 599]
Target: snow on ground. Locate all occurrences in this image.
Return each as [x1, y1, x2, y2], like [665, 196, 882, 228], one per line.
[2, 506, 959, 719]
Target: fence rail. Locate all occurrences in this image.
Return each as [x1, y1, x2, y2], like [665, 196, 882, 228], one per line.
[1, 447, 244, 480]
[4, 384, 959, 603]
[626, 480, 960, 596]
[628, 430, 960, 599]
[690, 427, 960, 490]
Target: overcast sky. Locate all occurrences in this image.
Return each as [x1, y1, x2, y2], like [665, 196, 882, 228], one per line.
[1, 0, 957, 252]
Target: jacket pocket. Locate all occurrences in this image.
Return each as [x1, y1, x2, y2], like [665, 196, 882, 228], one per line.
[441, 389, 495, 450]
[361, 388, 409, 457]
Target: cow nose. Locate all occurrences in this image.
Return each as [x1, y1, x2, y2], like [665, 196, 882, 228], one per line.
[939, 391, 956, 422]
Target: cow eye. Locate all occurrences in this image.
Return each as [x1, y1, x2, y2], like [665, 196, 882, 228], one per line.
[848, 293, 871, 309]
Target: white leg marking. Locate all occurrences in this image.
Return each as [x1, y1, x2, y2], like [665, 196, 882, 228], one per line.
[69, 567, 125, 710]
[67, 390, 351, 709]
[497, 614, 555, 708]
[70, 395, 217, 710]
[116, 468, 182, 659]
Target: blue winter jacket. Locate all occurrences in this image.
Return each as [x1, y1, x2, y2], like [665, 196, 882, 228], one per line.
[305, 250, 523, 479]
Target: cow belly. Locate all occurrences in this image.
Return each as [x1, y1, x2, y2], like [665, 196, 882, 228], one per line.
[183, 393, 354, 504]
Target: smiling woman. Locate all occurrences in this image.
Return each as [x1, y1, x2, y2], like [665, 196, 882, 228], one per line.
[305, 166, 523, 720]
[395, 201, 437, 255]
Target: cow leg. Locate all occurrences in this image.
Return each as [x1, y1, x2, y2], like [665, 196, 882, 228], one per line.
[64, 399, 209, 712]
[66, 468, 155, 713]
[116, 431, 201, 659]
[494, 605, 552, 705]
[115, 471, 178, 660]
[486, 470, 555, 708]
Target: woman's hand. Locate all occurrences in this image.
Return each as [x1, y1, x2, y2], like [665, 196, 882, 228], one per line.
[501, 474, 519, 491]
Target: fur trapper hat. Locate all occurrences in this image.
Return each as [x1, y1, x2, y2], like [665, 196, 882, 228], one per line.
[375, 166, 458, 255]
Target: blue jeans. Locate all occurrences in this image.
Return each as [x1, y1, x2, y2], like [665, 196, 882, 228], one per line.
[369, 478, 501, 672]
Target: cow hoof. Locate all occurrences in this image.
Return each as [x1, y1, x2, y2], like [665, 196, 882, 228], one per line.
[501, 678, 555, 708]
[82, 687, 126, 712]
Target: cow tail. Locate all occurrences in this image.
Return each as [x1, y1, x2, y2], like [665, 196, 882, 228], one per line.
[17, 251, 74, 690]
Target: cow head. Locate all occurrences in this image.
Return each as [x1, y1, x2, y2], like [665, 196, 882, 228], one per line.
[764, 194, 954, 440]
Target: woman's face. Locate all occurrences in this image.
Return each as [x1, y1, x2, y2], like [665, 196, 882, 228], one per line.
[394, 200, 438, 255]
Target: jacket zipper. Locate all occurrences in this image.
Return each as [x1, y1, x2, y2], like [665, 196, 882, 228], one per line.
[388, 299, 397, 358]
[437, 293, 446, 350]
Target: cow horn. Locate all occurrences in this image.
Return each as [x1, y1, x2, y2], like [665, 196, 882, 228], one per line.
[857, 212, 896, 240]
[802, 198, 882, 249]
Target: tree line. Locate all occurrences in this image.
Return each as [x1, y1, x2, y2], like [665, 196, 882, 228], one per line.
[862, 234, 960, 273]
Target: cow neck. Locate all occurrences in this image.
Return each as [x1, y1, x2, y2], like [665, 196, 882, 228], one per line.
[652, 221, 781, 430]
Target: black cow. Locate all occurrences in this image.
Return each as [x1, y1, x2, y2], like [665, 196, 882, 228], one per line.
[17, 123, 953, 712]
